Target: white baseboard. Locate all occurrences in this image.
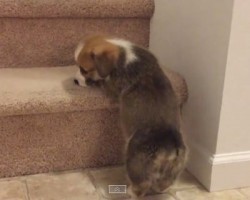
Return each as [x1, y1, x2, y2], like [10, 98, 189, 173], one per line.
[210, 151, 250, 165]
[187, 141, 250, 191]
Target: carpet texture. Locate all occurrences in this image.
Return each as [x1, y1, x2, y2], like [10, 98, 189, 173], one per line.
[0, 66, 188, 177]
[0, 0, 154, 68]
[0, 19, 150, 68]
[0, 110, 123, 177]
[0, 66, 114, 117]
[0, 66, 187, 117]
[0, 0, 154, 18]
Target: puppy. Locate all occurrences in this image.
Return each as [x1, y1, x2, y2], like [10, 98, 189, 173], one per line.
[74, 35, 188, 197]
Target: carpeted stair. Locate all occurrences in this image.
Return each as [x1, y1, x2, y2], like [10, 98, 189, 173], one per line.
[0, 0, 154, 68]
[0, 0, 188, 178]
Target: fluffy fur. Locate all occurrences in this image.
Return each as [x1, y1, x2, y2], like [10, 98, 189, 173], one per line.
[107, 39, 138, 65]
[74, 35, 188, 197]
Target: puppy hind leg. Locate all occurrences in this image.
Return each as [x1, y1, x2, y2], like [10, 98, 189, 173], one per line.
[152, 179, 174, 193]
[128, 181, 151, 198]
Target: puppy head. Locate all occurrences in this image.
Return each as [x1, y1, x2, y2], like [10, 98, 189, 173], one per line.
[74, 35, 120, 86]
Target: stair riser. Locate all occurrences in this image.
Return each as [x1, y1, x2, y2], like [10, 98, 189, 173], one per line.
[0, 18, 150, 68]
[0, 109, 124, 178]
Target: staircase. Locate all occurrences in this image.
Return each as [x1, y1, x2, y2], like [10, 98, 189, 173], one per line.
[0, 0, 187, 178]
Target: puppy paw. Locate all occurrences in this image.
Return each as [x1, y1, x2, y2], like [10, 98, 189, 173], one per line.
[74, 69, 87, 87]
[128, 185, 139, 199]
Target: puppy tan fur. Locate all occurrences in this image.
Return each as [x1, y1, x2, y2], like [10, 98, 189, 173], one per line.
[74, 35, 188, 197]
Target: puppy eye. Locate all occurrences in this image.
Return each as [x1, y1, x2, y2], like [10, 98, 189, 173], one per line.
[80, 67, 87, 75]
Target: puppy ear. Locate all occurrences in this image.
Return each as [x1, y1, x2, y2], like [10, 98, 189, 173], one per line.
[92, 45, 119, 78]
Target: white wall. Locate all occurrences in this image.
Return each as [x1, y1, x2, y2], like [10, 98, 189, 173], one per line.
[150, 0, 234, 190]
[216, 1, 250, 154]
[150, 0, 250, 191]
[210, 1, 250, 190]
[150, 0, 234, 153]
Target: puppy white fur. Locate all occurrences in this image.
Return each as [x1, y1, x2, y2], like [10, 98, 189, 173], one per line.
[74, 41, 85, 61]
[107, 39, 138, 65]
[74, 68, 86, 87]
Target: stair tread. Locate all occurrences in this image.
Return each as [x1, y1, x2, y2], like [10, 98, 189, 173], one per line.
[0, 66, 115, 117]
[0, 0, 154, 18]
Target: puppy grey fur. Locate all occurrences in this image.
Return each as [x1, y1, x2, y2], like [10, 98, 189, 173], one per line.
[74, 36, 188, 197]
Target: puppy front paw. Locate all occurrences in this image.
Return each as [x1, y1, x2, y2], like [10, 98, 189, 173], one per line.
[74, 69, 87, 87]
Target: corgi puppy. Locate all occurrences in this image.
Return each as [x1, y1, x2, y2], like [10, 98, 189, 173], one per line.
[74, 35, 188, 197]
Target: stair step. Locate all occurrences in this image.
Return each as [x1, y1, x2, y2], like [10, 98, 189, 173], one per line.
[0, 66, 115, 117]
[0, 0, 154, 18]
[0, 66, 187, 178]
[0, 66, 123, 178]
[0, 0, 154, 68]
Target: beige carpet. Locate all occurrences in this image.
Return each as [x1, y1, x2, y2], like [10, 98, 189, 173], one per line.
[0, 66, 187, 177]
[0, 66, 121, 177]
[0, 0, 154, 68]
[0, 66, 114, 117]
[0, 0, 154, 18]
[0, 0, 189, 178]
[0, 66, 187, 117]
